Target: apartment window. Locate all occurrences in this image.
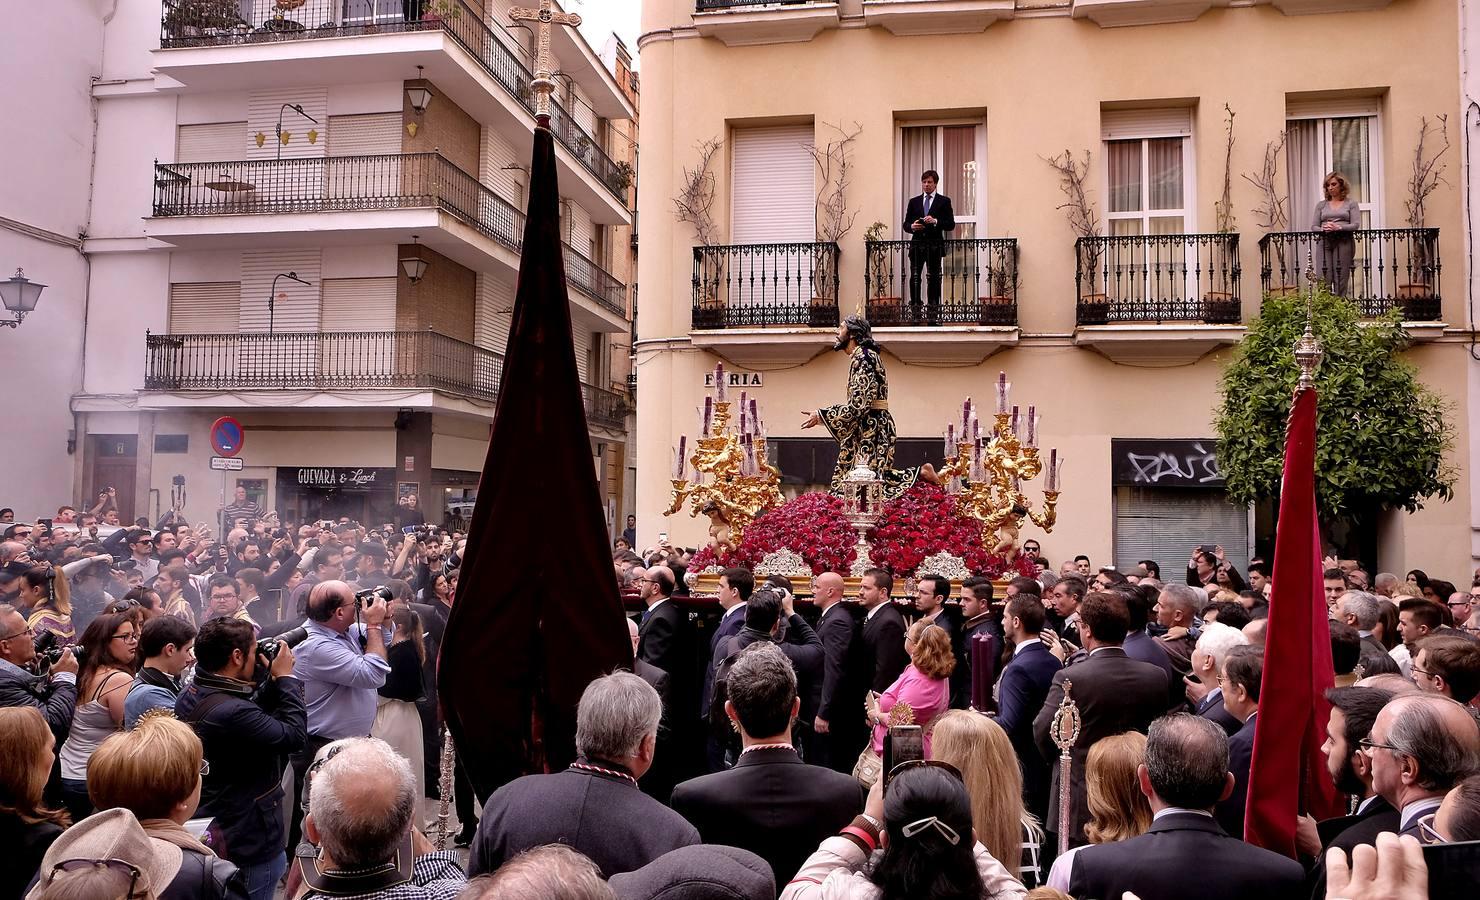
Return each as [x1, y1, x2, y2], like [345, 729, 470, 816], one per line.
[897, 123, 983, 238]
[1102, 108, 1194, 236]
[1286, 99, 1381, 231]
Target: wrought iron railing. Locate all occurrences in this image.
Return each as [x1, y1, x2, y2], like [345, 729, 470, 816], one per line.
[152, 153, 525, 249]
[583, 383, 628, 429]
[695, 0, 817, 9]
[146, 330, 506, 399]
[1075, 233, 1241, 325]
[691, 242, 840, 329]
[152, 156, 626, 306]
[863, 238, 1018, 326]
[1258, 228, 1441, 320]
[564, 242, 626, 317]
[158, 0, 630, 205]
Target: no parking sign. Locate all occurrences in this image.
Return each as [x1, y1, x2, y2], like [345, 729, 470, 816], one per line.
[210, 416, 245, 458]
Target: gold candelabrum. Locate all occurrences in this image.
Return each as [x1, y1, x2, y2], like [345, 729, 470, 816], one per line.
[664, 400, 784, 550]
[938, 412, 1061, 549]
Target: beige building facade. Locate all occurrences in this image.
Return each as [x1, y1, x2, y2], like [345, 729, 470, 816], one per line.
[636, 0, 1475, 577]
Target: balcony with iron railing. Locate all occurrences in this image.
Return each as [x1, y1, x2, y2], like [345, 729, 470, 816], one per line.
[156, 0, 632, 212]
[1258, 228, 1442, 325]
[150, 154, 628, 328]
[689, 241, 840, 367]
[1072, 233, 1245, 366]
[144, 328, 628, 428]
[691, 0, 841, 46]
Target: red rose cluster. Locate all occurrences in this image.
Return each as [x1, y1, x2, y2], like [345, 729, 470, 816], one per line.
[720, 492, 856, 575]
[869, 483, 1041, 579]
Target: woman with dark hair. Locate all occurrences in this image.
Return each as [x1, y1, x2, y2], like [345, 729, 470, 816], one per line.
[782, 764, 1025, 899]
[21, 566, 74, 647]
[1373, 599, 1401, 651]
[1407, 569, 1430, 592]
[420, 572, 450, 606]
[0, 707, 70, 899]
[57, 611, 140, 823]
[372, 605, 426, 802]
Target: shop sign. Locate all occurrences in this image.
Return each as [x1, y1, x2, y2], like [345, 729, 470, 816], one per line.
[1110, 439, 1224, 487]
[293, 467, 392, 489]
[703, 370, 763, 389]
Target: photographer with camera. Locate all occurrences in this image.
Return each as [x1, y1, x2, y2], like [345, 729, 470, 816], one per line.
[0, 602, 78, 739]
[176, 616, 308, 900]
[287, 581, 392, 852]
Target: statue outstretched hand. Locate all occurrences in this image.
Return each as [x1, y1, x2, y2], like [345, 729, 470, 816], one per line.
[800, 411, 821, 429]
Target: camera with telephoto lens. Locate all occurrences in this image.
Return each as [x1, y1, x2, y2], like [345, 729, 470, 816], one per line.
[33, 631, 83, 665]
[257, 626, 309, 662]
[355, 586, 393, 609]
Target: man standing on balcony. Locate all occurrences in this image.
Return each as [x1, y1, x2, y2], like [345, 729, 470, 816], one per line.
[801, 316, 939, 501]
[903, 169, 955, 324]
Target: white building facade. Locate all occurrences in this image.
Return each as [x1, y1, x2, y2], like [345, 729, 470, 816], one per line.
[3, 0, 635, 530]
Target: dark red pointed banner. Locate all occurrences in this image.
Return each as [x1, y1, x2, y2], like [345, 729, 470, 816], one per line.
[439, 125, 631, 799]
[1244, 386, 1344, 855]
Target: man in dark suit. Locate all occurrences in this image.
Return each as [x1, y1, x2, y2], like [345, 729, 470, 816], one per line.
[672, 643, 865, 889]
[1033, 591, 1170, 849]
[470, 672, 699, 879]
[1338, 590, 1400, 676]
[1184, 620, 1248, 735]
[1366, 693, 1480, 838]
[701, 567, 752, 720]
[1214, 645, 1262, 838]
[951, 575, 1002, 709]
[1066, 714, 1305, 900]
[713, 589, 824, 739]
[857, 568, 908, 693]
[1121, 584, 1181, 711]
[1305, 686, 1400, 897]
[637, 566, 689, 679]
[1047, 576, 1086, 650]
[628, 617, 676, 802]
[997, 593, 1061, 823]
[811, 572, 863, 772]
[902, 169, 955, 323]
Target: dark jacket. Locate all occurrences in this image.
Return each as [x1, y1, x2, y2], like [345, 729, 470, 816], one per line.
[1216, 711, 1257, 839]
[0, 662, 77, 742]
[1308, 796, 1400, 899]
[637, 599, 691, 683]
[469, 763, 699, 879]
[1032, 647, 1169, 845]
[1196, 690, 1244, 736]
[670, 746, 865, 892]
[903, 193, 956, 243]
[0, 814, 61, 900]
[158, 844, 249, 900]
[1068, 811, 1305, 900]
[1123, 629, 1181, 711]
[175, 673, 307, 865]
[719, 616, 825, 723]
[997, 640, 1061, 819]
[860, 603, 909, 694]
[701, 607, 747, 717]
[951, 611, 1001, 710]
[815, 603, 861, 726]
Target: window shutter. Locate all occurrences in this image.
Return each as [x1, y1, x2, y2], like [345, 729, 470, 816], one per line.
[168, 283, 240, 333]
[1101, 108, 1194, 141]
[176, 123, 248, 163]
[1113, 487, 1249, 583]
[321, 277, 395, 332]
[481, 125, 523, 206]
[475, 273, 513, 353]
[327, 113, 402, 157]
[731, 125, 815, 243]
[1286, 97, 1380, 120]
[239, 249, 321, 333]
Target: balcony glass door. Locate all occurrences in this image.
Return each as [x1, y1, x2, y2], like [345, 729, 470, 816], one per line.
[898, 124, 983, 303]
[1105, 137, 1190, 303]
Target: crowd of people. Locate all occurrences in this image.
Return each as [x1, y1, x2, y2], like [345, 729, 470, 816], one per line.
[2, 495, 1479, 899]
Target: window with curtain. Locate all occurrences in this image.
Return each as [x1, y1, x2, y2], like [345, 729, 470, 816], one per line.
[1286, 115, 1377, 231]
[898, 123, 982, 239]
[1106, 137, 1186, 236]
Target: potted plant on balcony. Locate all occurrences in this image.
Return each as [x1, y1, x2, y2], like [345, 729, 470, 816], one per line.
[1045, 149, 1107, 324]
[674, 137, 723, 327]
[864, 221, 900, 325]
[981, 241, 1017, 325]
[163, 0, 244, 39]
[1244, 133, 1297, 296]
[1397, 114, 1449, 319]
[805, 122, 862, 329]
[605, 160, 635, 195]
[1204, 105, 1241, 324]
[422, 0, 463, 24]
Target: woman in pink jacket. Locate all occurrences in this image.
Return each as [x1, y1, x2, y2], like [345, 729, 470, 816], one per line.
[855, 620, 954, 786]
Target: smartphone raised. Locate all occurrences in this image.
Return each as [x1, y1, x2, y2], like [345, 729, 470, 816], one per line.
[883, 724, 924, 790]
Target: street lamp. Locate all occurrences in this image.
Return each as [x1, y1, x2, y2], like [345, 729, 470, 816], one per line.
[400, 236, 430, 284]
[269, 271, 312, 334]
[0, 269, 46, 329]
[276, 103, 319, 161]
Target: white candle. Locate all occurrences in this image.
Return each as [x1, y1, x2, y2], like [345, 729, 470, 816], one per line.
[1047, 449, 1060, 491]
[996, 372, 1010, 414]
[1010, 405, 1020, 438]
[703, 397, 713, 436]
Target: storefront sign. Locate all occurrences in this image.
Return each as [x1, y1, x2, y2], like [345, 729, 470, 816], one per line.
[210, 456, 244, 471]
[1111, 439, 1224, 487]
[293, 467, 394, 490]
[703, 370, 763, 389]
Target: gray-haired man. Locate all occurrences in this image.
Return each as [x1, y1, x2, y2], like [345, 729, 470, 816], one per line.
[468, 672, 699, 879]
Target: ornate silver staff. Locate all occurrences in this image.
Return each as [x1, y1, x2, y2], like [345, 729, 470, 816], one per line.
[1049, 679, 1082, 858]
[431, 726, 457, 850]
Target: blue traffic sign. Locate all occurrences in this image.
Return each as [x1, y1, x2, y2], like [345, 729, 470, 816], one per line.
[210, 416, 244, 458]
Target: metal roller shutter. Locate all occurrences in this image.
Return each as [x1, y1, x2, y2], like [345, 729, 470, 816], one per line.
[481, 125, 523, 207]
[240, 249, 321, 333]
[168, 283, 241, 333]
[1113, 486, 1250, 582]
[176, 123, 248, 163]
[321, 277, 395, 331]
[1101, 107, 1194, 141]
[731, 124, 815, 243]
[475, 273, 513, 352]
[327, 113, 402, 157]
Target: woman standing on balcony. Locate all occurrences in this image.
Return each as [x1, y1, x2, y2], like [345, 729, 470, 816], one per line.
[1315, 172, 1360, 297]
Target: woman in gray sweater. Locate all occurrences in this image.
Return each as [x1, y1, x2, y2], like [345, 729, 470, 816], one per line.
[1314, 172, 1361, 297]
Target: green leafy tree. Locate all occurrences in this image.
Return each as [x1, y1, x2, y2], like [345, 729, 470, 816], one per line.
[1216, 290, 1455, 521]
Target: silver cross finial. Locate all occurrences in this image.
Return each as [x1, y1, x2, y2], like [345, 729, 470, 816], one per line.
[509, 0, 582, 121]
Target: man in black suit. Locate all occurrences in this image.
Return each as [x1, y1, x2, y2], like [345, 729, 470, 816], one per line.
[812, 572, 863, 772]
[637, 566, 689, 679]
[1303, 686, 1400, 897]
[628, 617, 676, 802]
[1366, 693, 1480, 838]
[1033, 591, 1170, 848]
[712, 589, 824, 743]
[702, 567, 753, 772]
[1047, 576, 1086, 650]
[1186, 620, 1248, 735]
[1065, 714, 1306, 900]
[951, 575, 1001, 709]
[857, 568, 908, 694]
[1214, 644, 1262, 838]
[1337, 590, 1400, 676]
[997, 593, 1061, 823]
[1121, 583, 1180, 711]
[672, 642, 865, 889]
[902, 169, 955, 323]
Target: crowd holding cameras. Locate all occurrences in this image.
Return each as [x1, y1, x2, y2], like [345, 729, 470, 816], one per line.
[3, 488, 1480, 900]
